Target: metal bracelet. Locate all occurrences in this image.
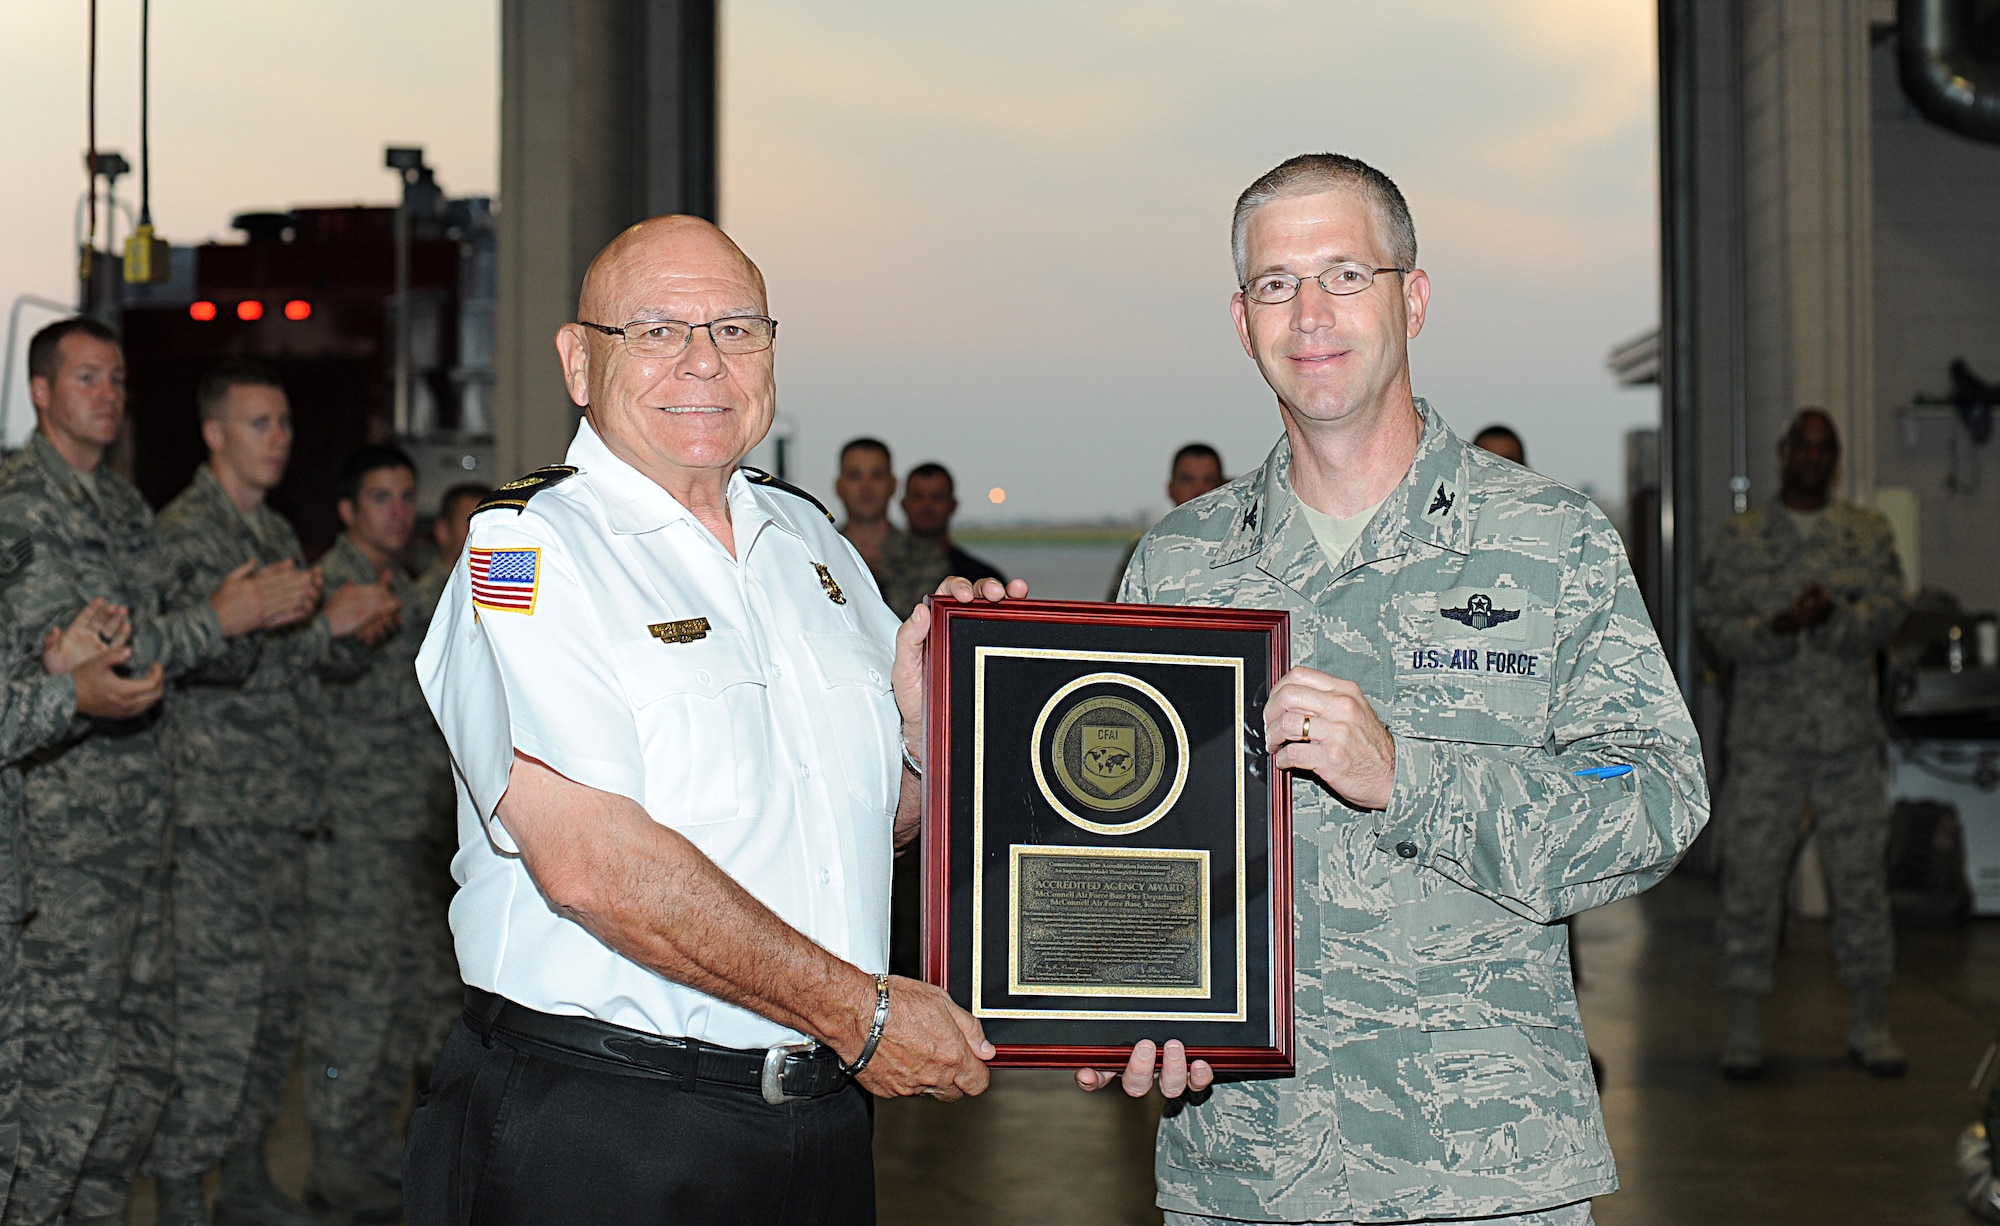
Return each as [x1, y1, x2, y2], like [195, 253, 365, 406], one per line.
[901, 736, 923, 779]
[841, 973, 891, 1077]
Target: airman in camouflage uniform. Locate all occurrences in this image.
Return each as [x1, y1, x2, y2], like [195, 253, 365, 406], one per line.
[832, 438, 950, 619]
[148, 467, 324, 1226]
[832, 438, 949, 979]
[410, 483, 485, 1069]
[1092, 156, 1708, 1224]
[867, 529, 954, 621]
[0, 321, 316, 1226]
[1697, 409, 1908, 1078]
[303, 449, 448, 1219]
[414, 482, 487, 615]
[0, 623, 84, 1216]
[145, 363, 400, 1226]
[0, 598, 167, 1223]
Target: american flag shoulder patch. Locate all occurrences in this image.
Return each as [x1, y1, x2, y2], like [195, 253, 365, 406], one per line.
[469, 547, 541, 614]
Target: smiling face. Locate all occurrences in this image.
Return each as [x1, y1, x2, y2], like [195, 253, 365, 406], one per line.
[1230, 189, 1429, 436]
[557, 217, 776, 488]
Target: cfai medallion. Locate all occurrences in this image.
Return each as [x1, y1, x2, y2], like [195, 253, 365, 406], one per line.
[1031, 673, 1189, 835]
[1051, 695, 1164, 811]
[1010, 846, 1209, 998]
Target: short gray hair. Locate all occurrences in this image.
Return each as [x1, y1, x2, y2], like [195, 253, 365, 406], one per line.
[1231, 153, 1417, 284]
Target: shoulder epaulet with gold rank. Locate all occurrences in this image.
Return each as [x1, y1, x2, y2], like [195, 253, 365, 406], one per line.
[740, 466, 835, 525]
[474, 466, 580, 516]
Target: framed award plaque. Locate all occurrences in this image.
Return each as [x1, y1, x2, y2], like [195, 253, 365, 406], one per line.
[921, 598, 1294, 1074]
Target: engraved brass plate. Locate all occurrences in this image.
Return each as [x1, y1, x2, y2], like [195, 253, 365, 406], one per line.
[1008, 846, 1210, 999]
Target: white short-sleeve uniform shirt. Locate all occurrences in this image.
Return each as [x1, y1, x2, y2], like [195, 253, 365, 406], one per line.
[416, 419, 903, 1051]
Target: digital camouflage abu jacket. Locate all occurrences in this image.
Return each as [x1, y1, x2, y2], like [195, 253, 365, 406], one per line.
[157, 464, 329, 830]
[1120, 402, 1709, 1223]
[0, 433, 225, 861]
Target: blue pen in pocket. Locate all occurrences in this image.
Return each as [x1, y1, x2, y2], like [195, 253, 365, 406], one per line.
[1572, 765, 1634, 780]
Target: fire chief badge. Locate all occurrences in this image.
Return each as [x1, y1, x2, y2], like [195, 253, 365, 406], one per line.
[469, 547, 541, 614]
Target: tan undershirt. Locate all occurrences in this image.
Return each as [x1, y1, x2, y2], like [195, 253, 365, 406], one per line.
[1297, 494, 1387, 568]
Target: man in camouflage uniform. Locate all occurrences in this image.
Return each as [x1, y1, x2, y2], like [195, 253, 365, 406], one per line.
[0, 600, 165, 1220]
[0, 319, 319, 1226]
[414, 482, 487, 614]
[304, 447, 452, 1220]
[1105, 443, 1227, 601]
[832, 438, 949, 978]
[411, 481, 486, 1071]
[146, 361, 400, 1226]
[833, 437, 949, 619]
[1698, 409, 1908, 1080]
[1085, 155, 1709, 1224]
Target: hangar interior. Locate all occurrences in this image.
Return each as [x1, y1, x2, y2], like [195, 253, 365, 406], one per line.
[16, 0, 2000, 1222]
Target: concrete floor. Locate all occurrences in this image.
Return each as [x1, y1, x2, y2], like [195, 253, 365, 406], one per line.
[873, 874, 2000, 1225]
[1584, 875, 1999, 1225]
[123, 872, 2000, 1223]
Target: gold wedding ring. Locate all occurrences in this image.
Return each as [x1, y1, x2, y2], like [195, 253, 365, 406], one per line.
[1300, 714, 1312, 744]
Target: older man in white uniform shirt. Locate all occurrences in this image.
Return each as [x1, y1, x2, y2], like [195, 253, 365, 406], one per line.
[409, 216, 1017, 1226]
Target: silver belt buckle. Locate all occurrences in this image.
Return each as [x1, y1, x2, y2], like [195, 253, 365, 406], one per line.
[761, 1038, 818, 1105]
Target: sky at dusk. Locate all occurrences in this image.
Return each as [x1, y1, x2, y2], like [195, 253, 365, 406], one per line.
[0, 0, 1660, 524]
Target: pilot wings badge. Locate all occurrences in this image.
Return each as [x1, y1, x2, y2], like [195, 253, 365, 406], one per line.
[1440, 592, 1521, 631]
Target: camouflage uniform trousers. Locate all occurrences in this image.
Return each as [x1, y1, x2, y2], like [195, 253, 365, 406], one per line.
[3, 838, 173, 1226]
[0, 791, 33, 1216]
[143, 824, 306, 1180]
[415, 833, 462, 1069]
[1716, 744, 1894, 994]
[1163, 1203, 1595, 1225]
[304, 833, 434, 1157]
[0, 912, 20, 1214]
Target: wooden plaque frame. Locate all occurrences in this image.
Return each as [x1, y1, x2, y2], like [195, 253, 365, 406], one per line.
[921, 598, 1294, 1074]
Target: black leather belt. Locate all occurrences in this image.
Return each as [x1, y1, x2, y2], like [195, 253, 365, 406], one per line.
[463, 988, 850, 1105]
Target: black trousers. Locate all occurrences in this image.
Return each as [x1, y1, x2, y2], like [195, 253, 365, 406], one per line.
[404, 1017, 875, 1225]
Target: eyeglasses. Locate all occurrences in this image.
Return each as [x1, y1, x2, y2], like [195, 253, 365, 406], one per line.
[576, 315, 779, 357]
[1240, 263, 1408, 305]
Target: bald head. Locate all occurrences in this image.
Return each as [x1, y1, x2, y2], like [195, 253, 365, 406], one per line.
[556, 215, 780, 501]
[578, 215, 767, 324]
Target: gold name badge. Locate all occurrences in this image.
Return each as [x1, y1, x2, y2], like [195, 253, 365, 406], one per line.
[648, 616, 711, 644]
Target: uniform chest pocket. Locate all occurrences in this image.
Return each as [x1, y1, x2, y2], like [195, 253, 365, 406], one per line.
[801, 630, 899, 815]
[611, 630, 766, 826]
[1391, 587, 1554, 747]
